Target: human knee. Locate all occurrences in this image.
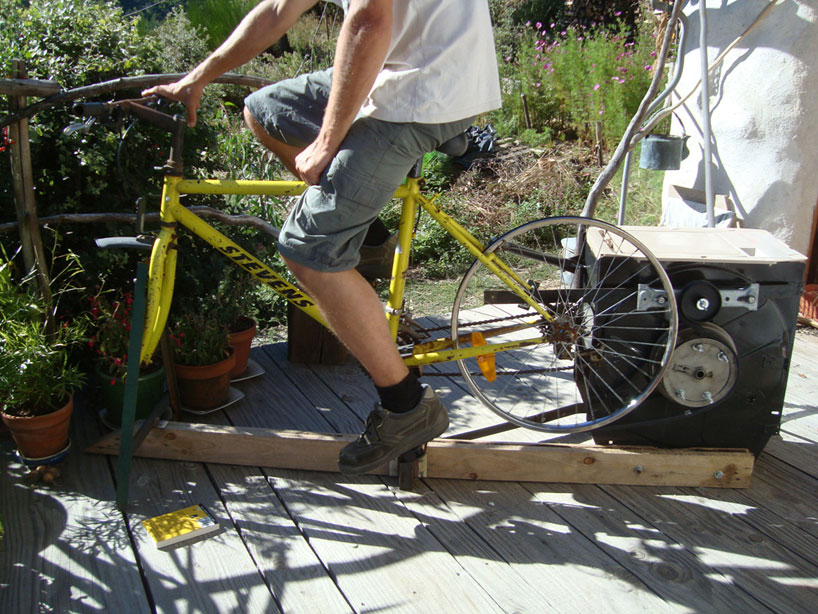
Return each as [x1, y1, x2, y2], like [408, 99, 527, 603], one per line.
[282, 255, 321, 288]
[243, 105, 263, 135]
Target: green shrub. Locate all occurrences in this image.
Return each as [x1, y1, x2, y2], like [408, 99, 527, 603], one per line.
[150, 6, 211, 74]
[0, 249, 88, 416]
[496, 11, 660, 149]
[187, 0, 259, 50]
[0, 0, 161, 217]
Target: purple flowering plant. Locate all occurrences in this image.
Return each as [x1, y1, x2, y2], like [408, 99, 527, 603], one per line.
[499, 12, 665, 148]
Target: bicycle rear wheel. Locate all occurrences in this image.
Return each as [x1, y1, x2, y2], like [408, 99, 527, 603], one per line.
[451, 216, 677, 433]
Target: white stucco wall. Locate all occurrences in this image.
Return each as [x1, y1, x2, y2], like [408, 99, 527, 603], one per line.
[662, 0, 818, 256]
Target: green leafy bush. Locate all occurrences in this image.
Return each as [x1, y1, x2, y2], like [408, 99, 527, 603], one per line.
[0, 0, 160, 207]
[149, 6, 210, 75]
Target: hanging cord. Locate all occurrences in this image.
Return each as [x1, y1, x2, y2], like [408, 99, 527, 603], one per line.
[635, 0, 781, 142]
[580, 0, 684, 217]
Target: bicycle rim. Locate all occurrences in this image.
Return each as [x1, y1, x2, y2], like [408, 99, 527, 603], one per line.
[451, 216, 678, 433]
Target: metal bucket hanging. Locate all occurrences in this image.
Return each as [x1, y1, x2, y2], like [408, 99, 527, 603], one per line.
[639, 134, 690, 170]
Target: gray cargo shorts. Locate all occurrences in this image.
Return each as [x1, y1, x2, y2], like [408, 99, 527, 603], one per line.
[244, 69, 473, 272]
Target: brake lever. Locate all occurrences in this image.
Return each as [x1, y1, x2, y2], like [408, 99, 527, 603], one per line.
[63, 116, 96, 136]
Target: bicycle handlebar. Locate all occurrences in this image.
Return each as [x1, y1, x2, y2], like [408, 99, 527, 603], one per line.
[74, 97, 184, 134]
[74, 97, 187, 173]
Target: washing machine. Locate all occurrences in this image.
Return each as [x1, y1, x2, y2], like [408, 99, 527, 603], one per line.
[588, 227, 806, 456]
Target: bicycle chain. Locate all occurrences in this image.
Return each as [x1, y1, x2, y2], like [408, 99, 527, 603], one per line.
[416, 310, 535, 334]
[403, 310, 574, 377]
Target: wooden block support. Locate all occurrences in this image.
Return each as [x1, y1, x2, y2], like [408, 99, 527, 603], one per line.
[287, 303, 349, 365]
[86, 421, 755, 488]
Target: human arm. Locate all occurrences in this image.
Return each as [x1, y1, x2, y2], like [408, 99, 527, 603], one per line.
[294, 0, 393, 184]
[142, 0, 319, 126]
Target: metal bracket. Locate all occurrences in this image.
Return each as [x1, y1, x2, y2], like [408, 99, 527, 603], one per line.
[719, 284, 760, 311]
[637, 285, 669, 311]
[638, 283, 759, 312]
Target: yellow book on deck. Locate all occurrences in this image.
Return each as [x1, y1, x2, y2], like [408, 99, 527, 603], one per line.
[142, 504, 220, 549]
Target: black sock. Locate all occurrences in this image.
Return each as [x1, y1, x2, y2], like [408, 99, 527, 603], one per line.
[376, 371, 424, 413]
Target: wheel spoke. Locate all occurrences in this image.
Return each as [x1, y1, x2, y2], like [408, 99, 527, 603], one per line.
[450, 217, 677, 433]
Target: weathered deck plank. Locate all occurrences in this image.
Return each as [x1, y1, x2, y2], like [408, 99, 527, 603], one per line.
[123, 455, 280, 613]
[400, 478, 679, 613]
[745, 456, 818, 541]
[207, 463, 353, 613]
[0, 405, 150, 613]
[599, 482, 818, 612]
[3, 329, 817, 613]
[271, 470, 506, 614]
[231, 348, 510, 612]
[525, 481, 770, 612]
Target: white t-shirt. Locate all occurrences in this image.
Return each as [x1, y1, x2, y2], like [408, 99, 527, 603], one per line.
[324, 0, 501, 123]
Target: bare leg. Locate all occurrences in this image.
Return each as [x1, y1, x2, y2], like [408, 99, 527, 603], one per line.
[244, 107, 407, 387]
[283, 257, 409, 387]
[243, 106, 303, 177]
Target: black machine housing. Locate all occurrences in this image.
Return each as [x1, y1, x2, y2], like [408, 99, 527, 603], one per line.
[585, 228, 805, 456]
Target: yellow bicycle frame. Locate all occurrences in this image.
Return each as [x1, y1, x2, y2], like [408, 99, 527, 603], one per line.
[140, 173, 554, 367]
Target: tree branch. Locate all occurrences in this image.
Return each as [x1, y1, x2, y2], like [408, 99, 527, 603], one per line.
[0, 73, 273, 128]
[0, 206, 281, 239]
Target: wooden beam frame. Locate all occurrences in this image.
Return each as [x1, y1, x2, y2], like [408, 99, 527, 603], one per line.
[86, 421, 754, 488]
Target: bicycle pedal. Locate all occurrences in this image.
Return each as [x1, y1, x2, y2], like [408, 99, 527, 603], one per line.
[394, 445, 427, 490]
[397, 444, 426, 464]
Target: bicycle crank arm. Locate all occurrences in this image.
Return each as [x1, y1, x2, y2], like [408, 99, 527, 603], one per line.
[409, 319, 545, 354]
[404, 333, 547, 367]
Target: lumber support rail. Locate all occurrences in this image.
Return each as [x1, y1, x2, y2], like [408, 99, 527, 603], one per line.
[86, 421, 755, 488]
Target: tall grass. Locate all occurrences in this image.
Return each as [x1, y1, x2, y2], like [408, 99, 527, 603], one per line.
[186, 0, 258, 50]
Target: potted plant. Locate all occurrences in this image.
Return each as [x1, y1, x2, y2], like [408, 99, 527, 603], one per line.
[211, 268, 259, 378]
[89, 289, 165, 426]
[169, 309, 235, 411]
[0, 251, 87, 461]
[176, 236, 262, 379]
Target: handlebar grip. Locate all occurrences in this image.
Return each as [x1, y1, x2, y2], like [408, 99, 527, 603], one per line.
[122, 100, 181, 133]
[74, 102, 113, 117]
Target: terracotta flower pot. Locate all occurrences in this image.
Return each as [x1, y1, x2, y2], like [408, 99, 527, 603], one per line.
[1, 395, 74, 459]
[227, 319, 257, 378]
[96, 364, 166, 427]
[800, 284, 818, 320]
[173, 350, 236, 411]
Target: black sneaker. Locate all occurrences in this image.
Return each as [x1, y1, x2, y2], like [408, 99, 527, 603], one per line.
[338, 385, 449, 475]
[356, 232, 398, 280]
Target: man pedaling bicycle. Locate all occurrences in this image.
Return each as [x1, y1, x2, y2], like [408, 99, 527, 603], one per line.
[143, 0, 502, 475]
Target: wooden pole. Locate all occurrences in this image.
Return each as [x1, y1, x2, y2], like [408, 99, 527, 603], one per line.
[521, 93, 532, 130]
[7, 60, 52, 320]
[594, 121, 604, 166]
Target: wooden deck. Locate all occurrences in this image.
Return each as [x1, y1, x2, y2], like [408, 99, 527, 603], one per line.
[2, 329, 817, 613]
